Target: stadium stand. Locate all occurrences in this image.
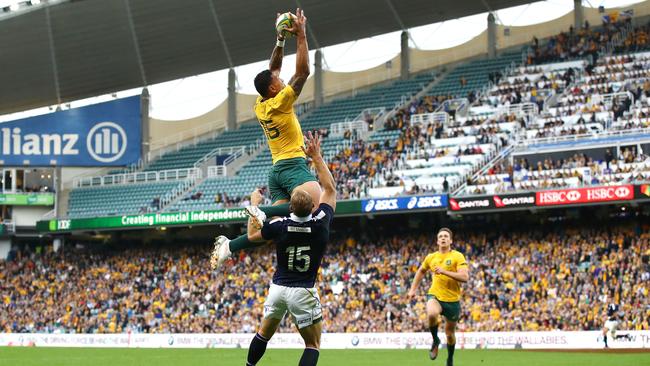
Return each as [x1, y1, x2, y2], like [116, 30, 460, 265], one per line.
[143, 123, 263, 172]
[463, 50, 650, 195]
[2, 220, 648, 334]
[67, 181, 191, 218]
[64, 19, 650, 217]
[66, 70, 438, 216]
[325, 53, 524, 198]
[525, 19, 650, 65]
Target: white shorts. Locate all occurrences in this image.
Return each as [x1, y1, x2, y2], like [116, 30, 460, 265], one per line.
[264, 283, 322, 329]
[605, 320, 619, 335]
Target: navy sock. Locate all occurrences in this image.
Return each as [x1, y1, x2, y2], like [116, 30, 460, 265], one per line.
[298, 348, 320, 366]
[447, 343, 455, 359]
[246, 333, 269, 366]
[604, 335, 608, 347]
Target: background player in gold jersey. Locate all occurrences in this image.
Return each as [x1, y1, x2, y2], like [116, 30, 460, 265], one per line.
[211, 9, 323, 269]
[408, 228, 469, 366]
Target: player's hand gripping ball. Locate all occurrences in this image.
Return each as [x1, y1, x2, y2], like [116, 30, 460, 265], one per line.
[276, 12, 295, 38]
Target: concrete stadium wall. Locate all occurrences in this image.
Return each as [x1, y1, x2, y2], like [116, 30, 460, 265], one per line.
[0, 239, 10, 260]
[12, 206, 52, 227]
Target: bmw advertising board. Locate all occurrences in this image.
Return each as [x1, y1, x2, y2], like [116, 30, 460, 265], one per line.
[0, 96, 141, 166]
[362, 194, 447, 213]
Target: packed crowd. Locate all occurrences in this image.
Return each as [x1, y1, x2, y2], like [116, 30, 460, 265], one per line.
[330, 45, 650, 197]
[327, 139, 405, 199]
[467, 148, 650, 194]
[2, 221, 649, 334]
[525, 18, 650, 65]
[384, 95, 451, 132]
[482, 67, 577, 108]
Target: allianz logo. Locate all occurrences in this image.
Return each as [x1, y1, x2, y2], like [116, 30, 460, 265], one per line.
[1, 122, 127, 163]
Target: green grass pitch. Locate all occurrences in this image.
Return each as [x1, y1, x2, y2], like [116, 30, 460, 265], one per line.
[1, 347, 647, 366]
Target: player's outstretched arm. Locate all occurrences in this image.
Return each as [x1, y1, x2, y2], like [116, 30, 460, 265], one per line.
[286, 8, 310, 96]
[302, 131, 336, 210]
[408, 267, 427, 298]
[269, 13, 284, 75]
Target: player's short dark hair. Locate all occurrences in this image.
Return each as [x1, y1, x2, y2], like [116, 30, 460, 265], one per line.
[290, 190, 313, 218]
[254, 70, 273, 97]
[438, 227, 453, 240]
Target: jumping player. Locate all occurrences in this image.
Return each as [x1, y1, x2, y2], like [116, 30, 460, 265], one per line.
[408, 228, 469, 366]
[212, 8, 322, 265]
[229, 132, 335, 366]
[252, 8, 320, 209]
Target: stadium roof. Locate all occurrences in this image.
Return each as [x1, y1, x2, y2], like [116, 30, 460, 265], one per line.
[0, 0, 538, 115]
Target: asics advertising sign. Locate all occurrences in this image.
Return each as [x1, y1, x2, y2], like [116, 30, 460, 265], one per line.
[0, 96, 140, 166]
[362, 195, 447, 213]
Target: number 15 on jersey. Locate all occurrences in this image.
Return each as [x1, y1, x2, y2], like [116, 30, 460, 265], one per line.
[259, 119, 280, 140]
[286, 246, 310, 272]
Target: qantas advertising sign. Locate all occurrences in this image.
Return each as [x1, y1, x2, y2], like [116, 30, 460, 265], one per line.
[636, 184, 650, 200]
[449, 193, 535, 212]
[535, 185, 634, 206]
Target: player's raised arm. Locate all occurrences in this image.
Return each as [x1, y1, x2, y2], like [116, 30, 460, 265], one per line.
[302, 131, 336, 210]
[286, 8, 310, 96]
[269, 13, 284, 75]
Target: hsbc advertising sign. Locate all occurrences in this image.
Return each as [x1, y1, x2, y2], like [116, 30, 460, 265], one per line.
[361, 195, 447, 213]
[449, 193, 536, 212]
[536, 185, 634, 206]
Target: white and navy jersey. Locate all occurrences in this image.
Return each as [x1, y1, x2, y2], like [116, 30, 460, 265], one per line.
[261, 203, 334, 288]
[607, 304, 619, 320]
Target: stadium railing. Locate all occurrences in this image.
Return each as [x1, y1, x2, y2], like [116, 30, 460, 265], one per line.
[73, 167, 202, 188]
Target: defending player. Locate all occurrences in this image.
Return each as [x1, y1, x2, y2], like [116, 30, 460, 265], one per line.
[213, 8, 322, 263]
[408, 228, 469, 366]
[602, 303, 632, 348]
[223, 132, 335, 366]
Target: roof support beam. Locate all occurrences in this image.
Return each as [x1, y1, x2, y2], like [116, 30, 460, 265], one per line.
[487, 13, 497, 59]
[208, 0, 233, 68]
[314, 49, 323, 108]
[400, 31, 409, 80]
[45, 6, 61, 106]
[574, 0, 584, 30]
[124, 0, 148, 86]
[227, 68, 237, 131]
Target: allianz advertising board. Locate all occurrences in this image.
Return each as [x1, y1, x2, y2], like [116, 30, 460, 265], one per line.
[0, 96, 141, 166]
